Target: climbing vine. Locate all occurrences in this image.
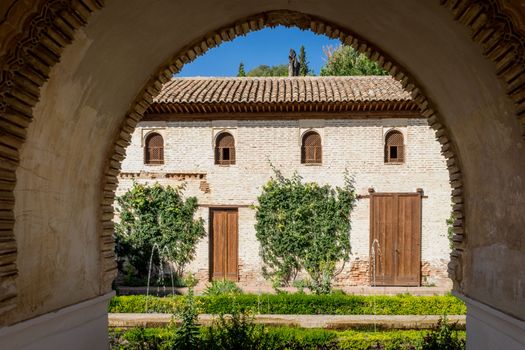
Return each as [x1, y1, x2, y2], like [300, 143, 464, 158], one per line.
[254, 168, 357, 294]
[115, 182, 206, 279]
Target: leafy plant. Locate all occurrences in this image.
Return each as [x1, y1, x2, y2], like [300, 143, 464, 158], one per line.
[419, 317, 465, 350]
[320, 45, 387, 76]
[109, 327, 169, 350]
[254, 167, 357, 294]
[172, 275, 201, 349]
[114, 182, 205, 279]
[292, 279, 309, 294]
[202, 310, 275, 350]
[204, 280, 243, 296]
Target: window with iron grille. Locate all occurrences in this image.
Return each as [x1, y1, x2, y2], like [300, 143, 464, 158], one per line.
[385, 130, 404, 163]
[301, 131, 322, 164]
[144, 132, 164, 165]
[215, 132, 236, 165]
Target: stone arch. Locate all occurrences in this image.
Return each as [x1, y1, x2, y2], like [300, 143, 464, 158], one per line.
[0, 0, 523, 334]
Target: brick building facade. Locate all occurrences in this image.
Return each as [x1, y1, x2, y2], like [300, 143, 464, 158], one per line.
[116, 76, 452, 289]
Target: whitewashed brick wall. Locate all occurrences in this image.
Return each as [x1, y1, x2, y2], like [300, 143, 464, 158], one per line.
[116, 117, 452, 287]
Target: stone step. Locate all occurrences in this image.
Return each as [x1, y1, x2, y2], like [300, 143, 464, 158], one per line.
[115, 285, 452, 297]
[109, 313, 465, 330]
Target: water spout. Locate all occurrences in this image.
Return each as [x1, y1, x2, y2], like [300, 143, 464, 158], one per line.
[146, 243, 176, 312]
[370, 239, 382, 332]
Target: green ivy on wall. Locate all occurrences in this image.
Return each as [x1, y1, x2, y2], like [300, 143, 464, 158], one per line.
[115, 182, 205, 279]
[254, 167, 357, 294]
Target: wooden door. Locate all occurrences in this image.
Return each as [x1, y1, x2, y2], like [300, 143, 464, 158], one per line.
[210, 209, 238, 281]
[370, 193, 421, 286]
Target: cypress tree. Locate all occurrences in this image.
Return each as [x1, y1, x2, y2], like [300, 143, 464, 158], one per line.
[237, 62, 246, 77]
[298, 45, 311, 76]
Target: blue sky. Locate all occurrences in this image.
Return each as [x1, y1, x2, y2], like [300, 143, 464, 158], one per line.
[176, 26, 341, 77]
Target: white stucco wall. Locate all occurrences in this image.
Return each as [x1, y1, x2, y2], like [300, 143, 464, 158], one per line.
[116, 117, 451, 287]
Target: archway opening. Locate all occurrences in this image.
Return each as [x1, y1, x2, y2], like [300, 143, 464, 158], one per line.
[110, 15, 459, 295]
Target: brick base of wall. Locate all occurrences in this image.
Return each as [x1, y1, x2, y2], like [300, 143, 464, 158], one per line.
[188, 258, 451, 290]
[334, 259, 371, 286]
[421, 260, 451, 287]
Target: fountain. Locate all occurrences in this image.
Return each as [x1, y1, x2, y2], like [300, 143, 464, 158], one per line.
[370, 239, 382, 332]
[145, 243, 176, 313]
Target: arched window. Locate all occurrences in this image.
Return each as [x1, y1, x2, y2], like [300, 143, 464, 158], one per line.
[301, 131, 322, 164]
[215, 132, 235, 165]
[385, 130, 404, 163]
[144, 133, 164, 164]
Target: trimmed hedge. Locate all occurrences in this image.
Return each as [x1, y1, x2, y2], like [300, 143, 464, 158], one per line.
[109, 293, 466, 315]
[109, 327, 466, 350]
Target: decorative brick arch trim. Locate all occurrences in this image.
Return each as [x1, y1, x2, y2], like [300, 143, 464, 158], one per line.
[440, 0, 525, 137]
[0, 0, 103, 314]
[0, 0, 523, 316]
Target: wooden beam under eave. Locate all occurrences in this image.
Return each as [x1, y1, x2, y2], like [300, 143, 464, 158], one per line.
[142, 109, 422, 121]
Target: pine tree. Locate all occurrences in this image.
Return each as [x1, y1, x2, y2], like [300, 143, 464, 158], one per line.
[298, 45, 311, 76]
[237, 62, 246, 77]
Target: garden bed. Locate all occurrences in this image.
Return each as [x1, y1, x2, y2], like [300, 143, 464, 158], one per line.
[109, 293, 466, 315]
[109, 326, 466, 350]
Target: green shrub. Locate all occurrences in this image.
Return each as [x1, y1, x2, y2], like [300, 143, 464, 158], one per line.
[109, 295, 184, 313]
[338, 330, 423, 350]
[266, 327, 339, 349]
[115, 182, 205, 279]
[121, 274, 187, 288]
[201, 311, 277, 350]
[109, 327, 465, 350]
[109, 327, 173, 350]
[204, 280, 243, 296]
[109, 294, 466, 315]
[420, 317, 465, 350]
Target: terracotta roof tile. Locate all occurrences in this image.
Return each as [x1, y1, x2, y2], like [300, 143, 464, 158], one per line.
[153, 76, 411, 105]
